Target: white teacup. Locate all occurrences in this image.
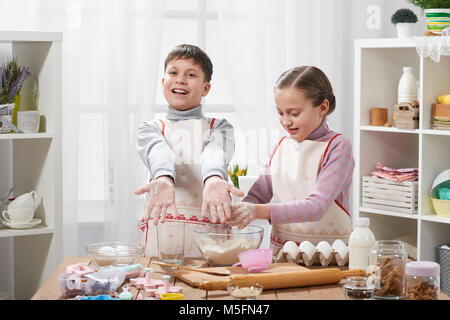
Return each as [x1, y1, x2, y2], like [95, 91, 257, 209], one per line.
[17, 111, 40, 133]
[2, 207, 35, 224]
[8, 191, 39, 210]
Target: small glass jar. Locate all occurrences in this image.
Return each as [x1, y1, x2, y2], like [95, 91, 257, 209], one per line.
[405, 261, 440, 300]
[368, 240, 407, 300]
[343, 276, 374, 300]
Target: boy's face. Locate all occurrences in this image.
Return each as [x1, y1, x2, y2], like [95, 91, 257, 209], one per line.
[162, 58, 211, 111]
[274, 88, 329, 143]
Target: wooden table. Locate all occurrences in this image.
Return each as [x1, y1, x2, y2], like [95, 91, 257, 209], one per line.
[32, 256, 450, 300]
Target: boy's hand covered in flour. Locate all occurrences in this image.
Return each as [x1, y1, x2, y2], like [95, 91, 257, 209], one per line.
[229, 202, 256, 230]
[135, 176, 179, 225]
[201, 176, 244, 224]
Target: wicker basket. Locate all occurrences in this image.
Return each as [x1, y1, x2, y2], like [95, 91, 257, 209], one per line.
[431, 197, 450, 218]
[437, 244, 450, 296]
[431, 169, 450, 218]
[0, 103, 14, 133]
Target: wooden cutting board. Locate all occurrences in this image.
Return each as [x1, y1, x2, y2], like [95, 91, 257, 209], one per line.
[172, 262, 309, 288]
[173, 262, 366, 291]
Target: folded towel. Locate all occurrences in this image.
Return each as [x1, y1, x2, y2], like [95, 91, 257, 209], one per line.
[371, 162, 418, 182]
[439, 188, 450, 201]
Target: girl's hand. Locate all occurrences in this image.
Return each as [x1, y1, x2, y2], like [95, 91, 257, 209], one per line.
[229, 202, 256, 230]
[201, 176, 244, 223]
[135, 176, 178, 225]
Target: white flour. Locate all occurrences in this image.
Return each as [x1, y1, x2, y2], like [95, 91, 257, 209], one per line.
[199, 238, 259, 266]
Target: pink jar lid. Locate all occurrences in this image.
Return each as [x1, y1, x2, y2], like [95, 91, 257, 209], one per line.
[406, 261, 440, 277]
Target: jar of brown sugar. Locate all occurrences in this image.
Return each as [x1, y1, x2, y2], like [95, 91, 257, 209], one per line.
[405, 261, 440, 300]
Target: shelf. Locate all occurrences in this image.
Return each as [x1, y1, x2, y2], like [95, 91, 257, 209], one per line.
[360, 127, 450, 136]
[359, 207, 419, 220]
[355, 37, 450, 262]
[421, 129, 450, 136]
[0, 133, 53, 140]
[360, 125, 420, 134]
[355, 37, 417, 49]
[0, 30, 62, 43]
[420, 215, 450, 225]
[0, 30, 62, 299]
[0, 225, 54, 238]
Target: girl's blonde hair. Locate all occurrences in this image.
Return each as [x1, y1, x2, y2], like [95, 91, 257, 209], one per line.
[275, 66, 336, 115]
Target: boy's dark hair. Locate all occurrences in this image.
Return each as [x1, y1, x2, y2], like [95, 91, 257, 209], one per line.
[164, 44, 213, 82]
[275, 66, 336, 115]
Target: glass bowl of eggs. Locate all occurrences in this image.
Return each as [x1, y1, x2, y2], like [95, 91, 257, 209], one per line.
[86, 242, 144, 266]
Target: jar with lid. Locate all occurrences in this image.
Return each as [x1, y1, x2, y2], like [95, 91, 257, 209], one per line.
[405, 261, 440, 300]
[368, 240, 407, 299]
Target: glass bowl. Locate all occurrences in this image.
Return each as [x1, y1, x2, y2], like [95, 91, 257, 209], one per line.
[192, 224, 263, 266]
[86, 242, 144, 266]
[343, 276, 375, 300]
[227, 283, 263, 300]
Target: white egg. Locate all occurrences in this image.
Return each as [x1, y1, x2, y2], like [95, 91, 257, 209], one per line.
[299, 241, 317, 266]
[98, 246, 115, 254]
[283, 241, 300, 262]
[115, 245, 129, 252]
[332, 239, 349, 266]
[316, 241, 333, 266]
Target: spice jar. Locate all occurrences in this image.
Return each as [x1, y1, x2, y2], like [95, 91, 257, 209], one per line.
[343, 276, 374, 300]
[405, 261, 440, 300]
[368, 240, 407, 299]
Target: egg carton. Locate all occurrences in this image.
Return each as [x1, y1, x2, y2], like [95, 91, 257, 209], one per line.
[274, 239, 349, 267]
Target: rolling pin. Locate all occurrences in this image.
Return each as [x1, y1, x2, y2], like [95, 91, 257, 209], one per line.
[198, 268, 366, 291]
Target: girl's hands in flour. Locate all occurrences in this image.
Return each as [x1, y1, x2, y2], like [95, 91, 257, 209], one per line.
[135, 176, 178, 225]
[229, 202, 257, 230]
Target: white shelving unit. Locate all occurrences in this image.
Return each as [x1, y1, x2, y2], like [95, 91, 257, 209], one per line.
[0, 31, 62, 299]
[354, 37, 450, 263]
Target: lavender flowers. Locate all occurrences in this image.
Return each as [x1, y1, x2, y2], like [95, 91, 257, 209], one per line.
[0, 58, 31, 104]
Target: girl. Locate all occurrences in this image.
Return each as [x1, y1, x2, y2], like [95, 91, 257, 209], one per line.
[229, 66, 354, 255]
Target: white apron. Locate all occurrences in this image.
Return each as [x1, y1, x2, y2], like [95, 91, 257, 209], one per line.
[269, 134, 352, 256]
[139, 118, 218, 258]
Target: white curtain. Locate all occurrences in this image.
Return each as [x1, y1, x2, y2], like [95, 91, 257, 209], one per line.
[217, 0, 425, 172]
[0, 0, 166, 257]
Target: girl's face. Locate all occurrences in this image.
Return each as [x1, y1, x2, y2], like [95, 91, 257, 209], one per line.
[274, 87, 329, 142]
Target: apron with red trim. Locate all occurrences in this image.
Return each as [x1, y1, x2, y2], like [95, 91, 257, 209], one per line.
[139, 118, 218, 258]
[269, 134, 352, 256]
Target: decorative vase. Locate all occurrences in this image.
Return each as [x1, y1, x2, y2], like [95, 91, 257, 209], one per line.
[396, 22, 415, 38]
[425, 9, 450, 35]
[0, 103, 15, 133]
[12, 94, 20, 126]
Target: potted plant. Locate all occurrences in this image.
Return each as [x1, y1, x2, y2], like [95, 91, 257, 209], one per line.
[0, 58, 31, 132]
[392, 8, 418, 37]
[407, 0, 450, 35]
[228, 164, 248, 203]
[228, 164, 248, 189]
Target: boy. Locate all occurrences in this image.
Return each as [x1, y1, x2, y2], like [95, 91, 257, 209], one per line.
[135, 44, 243, 258]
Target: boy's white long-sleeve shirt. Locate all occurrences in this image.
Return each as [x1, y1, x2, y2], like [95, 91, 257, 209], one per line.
[136, 105, 235, 183]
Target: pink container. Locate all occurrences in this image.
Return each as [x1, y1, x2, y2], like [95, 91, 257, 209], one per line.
[236, 249, 273, 273]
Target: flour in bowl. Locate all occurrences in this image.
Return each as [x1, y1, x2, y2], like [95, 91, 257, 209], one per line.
[199, 238, 260, 265]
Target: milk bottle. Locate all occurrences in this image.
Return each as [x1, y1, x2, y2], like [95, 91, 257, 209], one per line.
[398, 66, 417, 103]
[349, 217, 375, 271]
